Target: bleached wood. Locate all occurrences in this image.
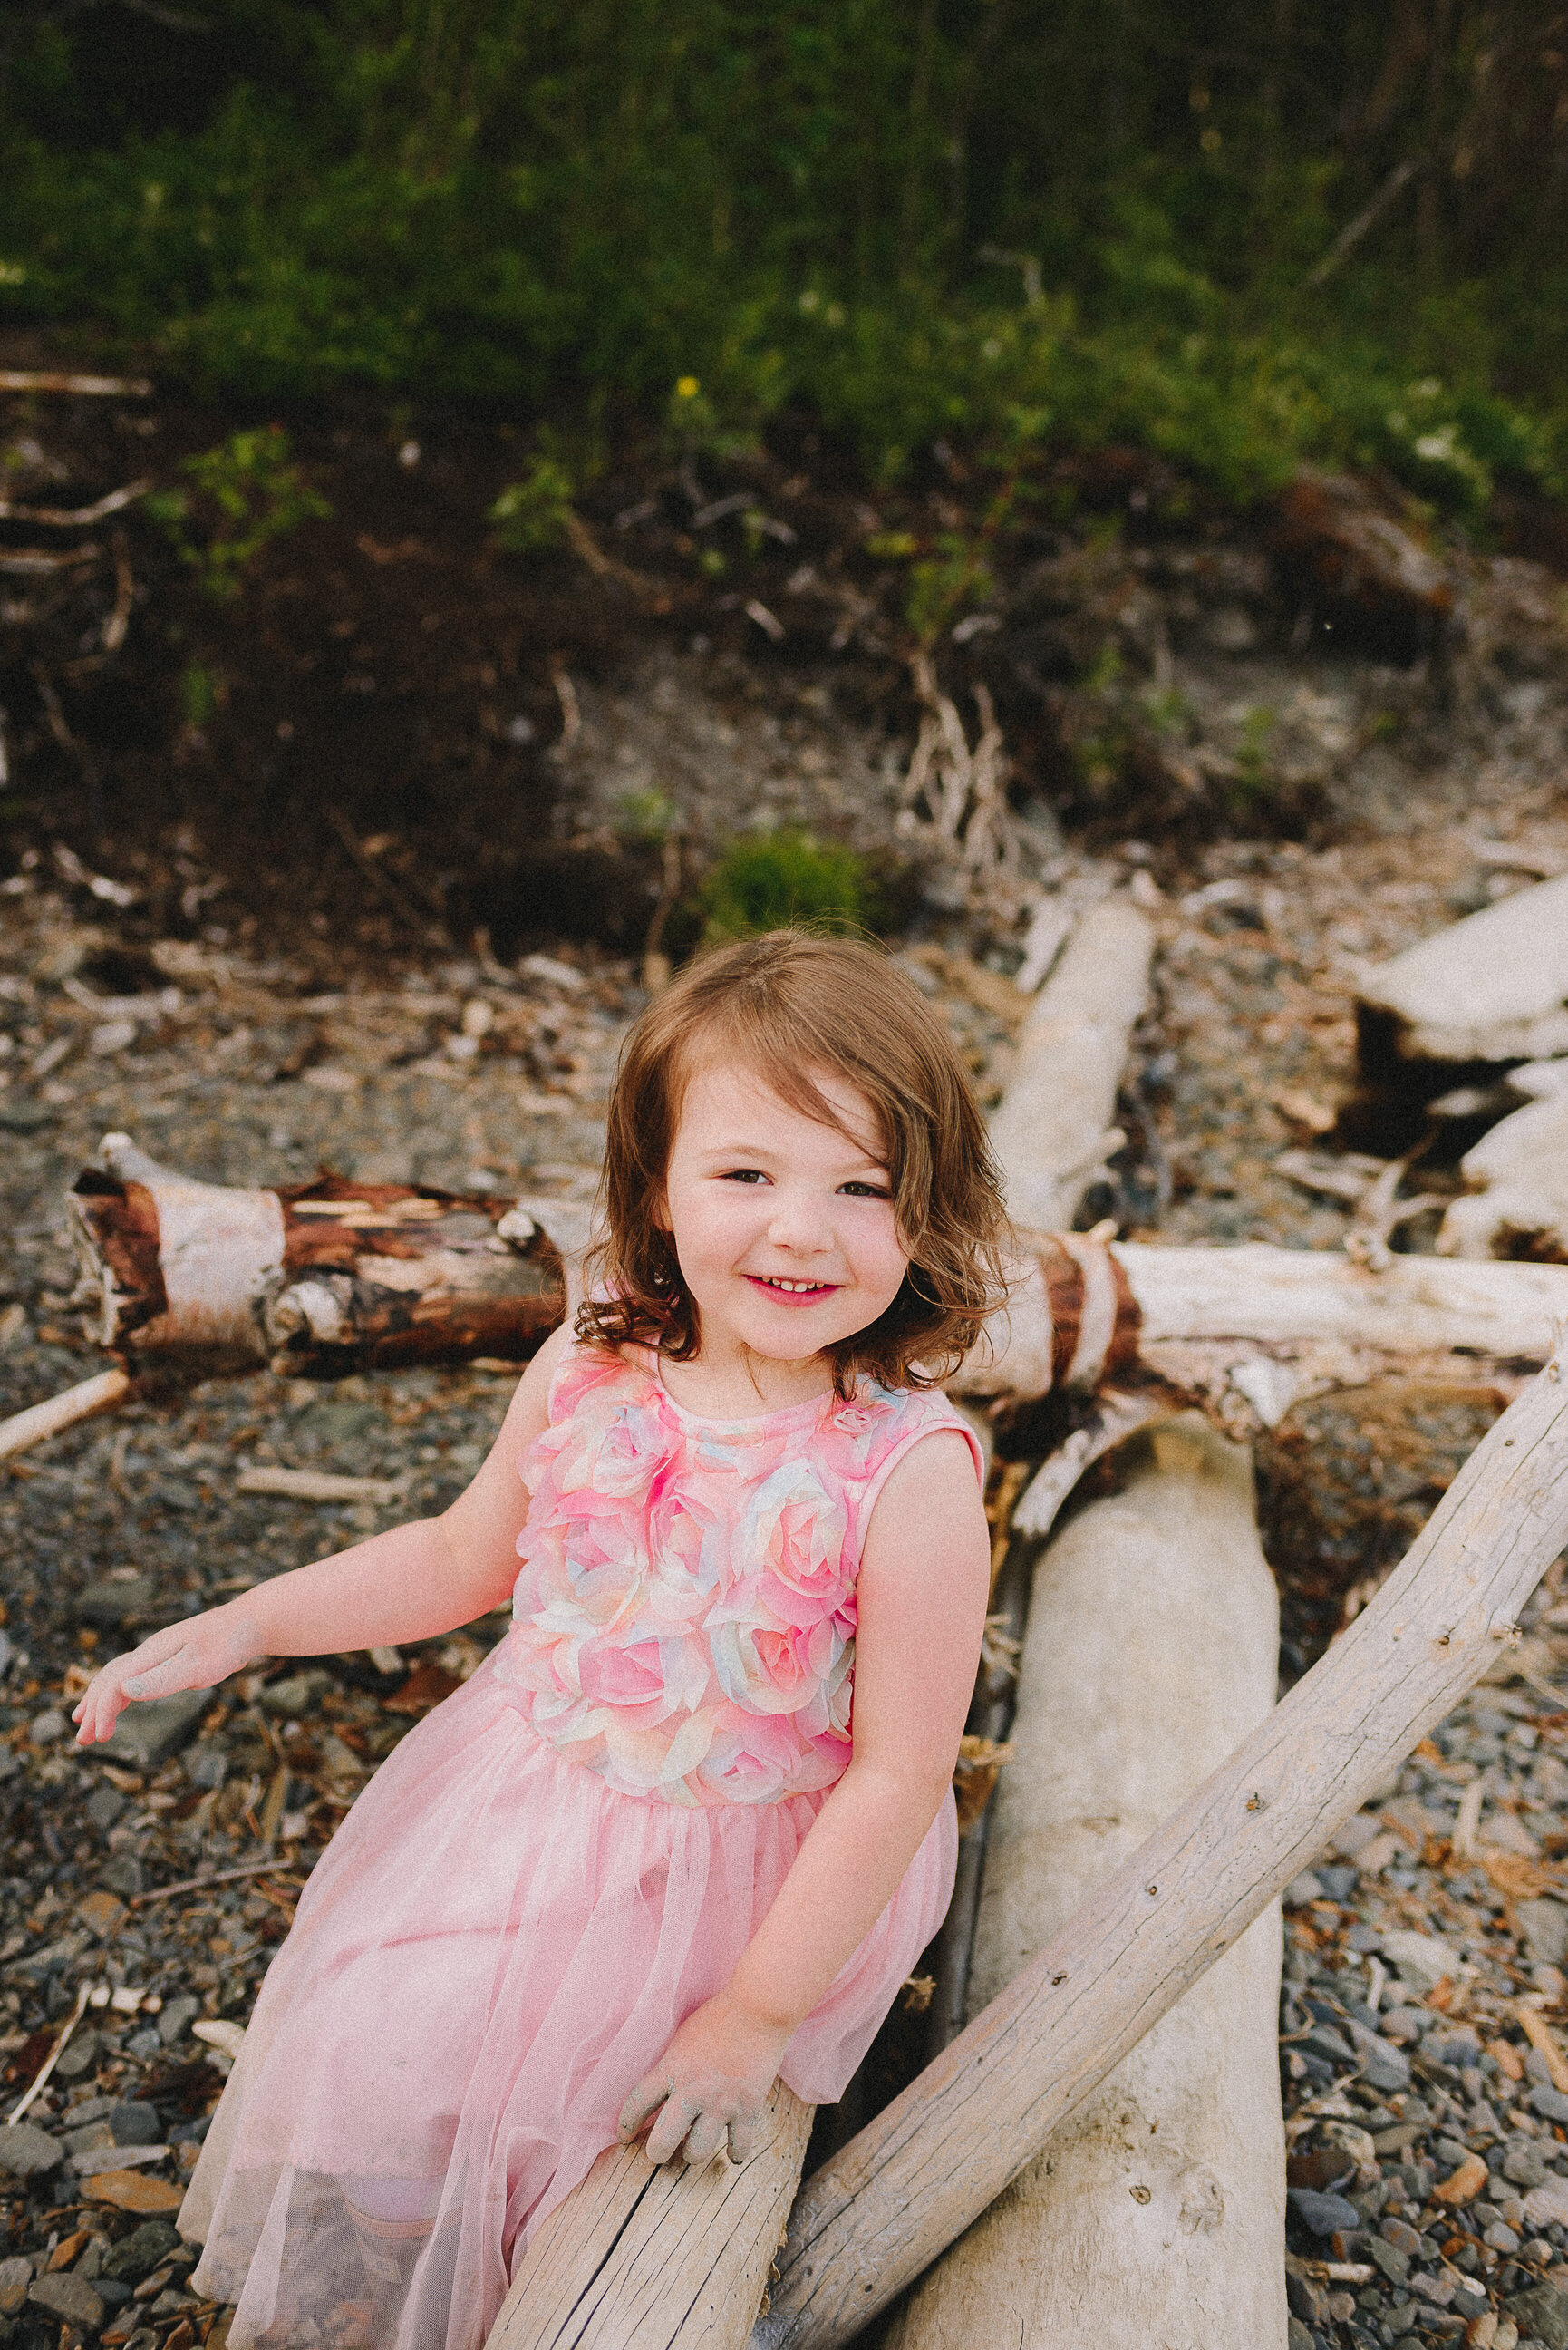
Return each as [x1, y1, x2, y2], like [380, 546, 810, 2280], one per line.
[1112, 1240, 1567, 1359]
[987, 899, 1153, 1231]
[1439, 1088, 1568, 1262]
[754, 1350, 1568, 2350]
[887, 1417, 1285, 2350]
[0, 1368, 131, 1463]
[486, 2080, 812, 2350]
[1355, 869, 1568, 1064]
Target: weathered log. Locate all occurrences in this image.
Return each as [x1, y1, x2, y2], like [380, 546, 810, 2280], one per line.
[752, 1348, 1568, 2350]
[486, 2082, 812, 2350]
[886, 1417, 1285, 2350]
[1355, 869, 1568, 1069]
[1438, 1061, 1568, 1262]
[986, 898, 1153, 1232]
[68, 1135, 565, 1377]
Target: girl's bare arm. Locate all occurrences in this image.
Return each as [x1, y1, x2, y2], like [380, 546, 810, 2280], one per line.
[72, 1324, 574, 1745]
[619, 1426, 990, 2164]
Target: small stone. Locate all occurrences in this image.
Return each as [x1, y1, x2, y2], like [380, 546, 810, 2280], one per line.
[75, 1576, 160, 1629]
[1349, 2018, 1411, 2092]
[1382, 1929, 1461, 1994]
[1506, 2279, 1568, 2350]
[98, 1686, 215, 1770]
[29, 1708, 68, 1745]
[1288, 2185, 1362, 2235]
[76, 1889, 126, 1940]
[84, 1784, 125, 1831]
[1532, 2087, 1568, 2127]
[1283, 1869, 1324, 1908]
[100, 1853, 143, 1898]
[125, 2025, 162, 2060]
[82, 2169, 184, 2211]
[1383, 2218, 1424, 2253]
[0, 2122, 63, 2178]
[258, 1673, 319, 1718]
[157, 1995, 200, 2047]
[1528, 2180, 1568, 2230]
[28, 2271, 106, 2329]
[102, 2222, 180, 2286]
[1287, 2320, 1314, 2350]
[1317, 1863, 1359, 1899]
[1489, 2221, 1524, 2253]
[1371, 2236, 1412, 2283]
[64, 2120, 114, 2156]
[1436, 2151, 1491, 2204]
[1521, 1902, 1568, 1969]
[183, 1742, 227, 1790]
[110, 2101, 160, 2147]
[55, 2028, 102, 2081]
[0, 2258, 31, 2317]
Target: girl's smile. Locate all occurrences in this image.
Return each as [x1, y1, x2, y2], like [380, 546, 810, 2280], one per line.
[656, 1060, 911, 1408]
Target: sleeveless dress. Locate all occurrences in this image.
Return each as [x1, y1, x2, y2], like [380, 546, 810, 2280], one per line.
[180, 1344, 982, 2350]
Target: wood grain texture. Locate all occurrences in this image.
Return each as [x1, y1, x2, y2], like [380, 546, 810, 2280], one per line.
[487, 2081, 812, 2350]
[985, 899, 1153, 1233]
[755, 1351, 1568, 2350]
[887, 1418, 1286, 2350]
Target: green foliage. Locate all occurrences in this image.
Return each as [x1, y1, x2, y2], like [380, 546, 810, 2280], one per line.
[698, 831, 869, 945]
[489, 457, 576, 554]
[2, 2, 1566, 526]
[146, 424, 328, 597]
[177, 662, 220, 728]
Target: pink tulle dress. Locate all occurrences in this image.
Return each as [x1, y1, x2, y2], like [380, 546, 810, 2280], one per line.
[179, 1343, 982, 2350]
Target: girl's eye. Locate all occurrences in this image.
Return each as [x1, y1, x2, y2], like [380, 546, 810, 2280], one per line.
[838, 1181, 892, 1199]
[720, 1168, 768, 1184]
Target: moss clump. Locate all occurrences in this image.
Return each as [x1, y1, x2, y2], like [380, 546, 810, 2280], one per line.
[698, 832, 869, 945]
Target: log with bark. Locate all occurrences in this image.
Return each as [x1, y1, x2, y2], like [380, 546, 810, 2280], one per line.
[67, 1133, 566, 1378]
[752, 1349, 1568, 2350]
[885, 1416, 1286, 2350]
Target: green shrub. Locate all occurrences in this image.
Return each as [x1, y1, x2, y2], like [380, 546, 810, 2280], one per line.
[698, 832, 869, 945]
[489, 456, 576, 554]
[146, 424, 329, 597]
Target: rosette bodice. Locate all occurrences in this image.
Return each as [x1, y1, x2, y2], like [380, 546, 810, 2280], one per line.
[493, 1345, 982, 1808]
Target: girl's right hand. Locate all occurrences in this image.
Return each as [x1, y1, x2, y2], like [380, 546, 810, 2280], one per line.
[72, 1604, 266, 1746]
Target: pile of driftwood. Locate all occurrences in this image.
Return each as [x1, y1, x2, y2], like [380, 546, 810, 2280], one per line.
[5, 876, 1568, 2349]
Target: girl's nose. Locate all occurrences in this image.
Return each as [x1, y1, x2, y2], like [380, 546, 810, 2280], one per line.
[765, 1190, 832, 1250]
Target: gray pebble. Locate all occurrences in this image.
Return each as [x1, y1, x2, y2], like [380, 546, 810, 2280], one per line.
[28, 2271, 105, 2330]
[1532, 2086, 1568, 2126]
[110, 2100, 160, 2148]
[97, 1685, 215, 1768]
[158, 1994, 201, 2046]
[1283, 1869, 1324, 1908]
[0, 2123, 62, 2179]
[0, 2258, 30, 2317]
[1288, 2185, 1361, 2235]
[27, 1709, 67, 1745]
[82, 1783, 124, 1831]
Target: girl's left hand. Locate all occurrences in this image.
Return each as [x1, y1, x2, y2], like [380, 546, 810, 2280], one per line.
[617, 1991, 790, 2166]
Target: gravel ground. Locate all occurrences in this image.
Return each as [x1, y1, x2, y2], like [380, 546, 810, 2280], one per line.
[2, 765, 1567, 2347]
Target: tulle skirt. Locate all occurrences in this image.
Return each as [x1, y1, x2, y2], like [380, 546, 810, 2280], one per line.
[179, 1640, 957, 2350]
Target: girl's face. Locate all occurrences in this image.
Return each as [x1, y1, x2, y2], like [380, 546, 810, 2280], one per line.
[658, 1059, 911, 1377]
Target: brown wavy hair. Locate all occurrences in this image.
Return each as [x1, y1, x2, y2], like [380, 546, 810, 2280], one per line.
[576, 930, 1011, 1393]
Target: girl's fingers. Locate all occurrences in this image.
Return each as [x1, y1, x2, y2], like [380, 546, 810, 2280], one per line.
[726, 2112, 761, 2164]
[644, 2093, 700, 2166]
[616, 2073, 671, 2142]
[681, 2108, 728, 2168]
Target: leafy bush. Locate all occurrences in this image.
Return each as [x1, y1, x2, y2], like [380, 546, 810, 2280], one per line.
[698, 832, 870, 945]
[489, 458, 576, 554]
[146, 423, 329, 597]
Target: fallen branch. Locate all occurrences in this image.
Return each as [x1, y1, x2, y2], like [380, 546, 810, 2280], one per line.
[0, 372, 152, 398]
[0, 481, 150, 528]
[6, 1986, 91, 2125]
[755, 1348, 1568, 2350]
[0, 1368, 131, 1464]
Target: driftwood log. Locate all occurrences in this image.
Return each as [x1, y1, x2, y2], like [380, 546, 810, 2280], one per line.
[1355, 869, 1568, 1071]
[1438, 1061, 1568, 1263]
[985, 898, 1153, 1231]
[753, 1348, 1568, 2350]
[488, 2083, 812, 2350]
[885, 1418, 1286, 2350]
[68, 1134, 566, 1377]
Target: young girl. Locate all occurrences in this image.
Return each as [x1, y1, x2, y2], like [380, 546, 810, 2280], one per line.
[73, 929, 1007, 2350]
